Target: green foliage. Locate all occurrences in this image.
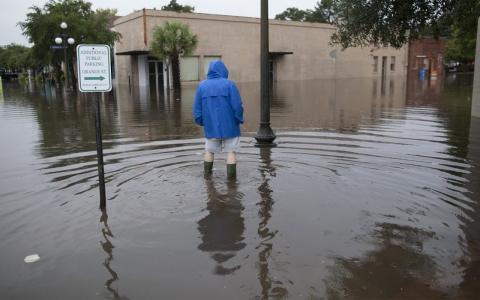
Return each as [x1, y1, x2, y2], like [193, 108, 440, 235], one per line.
[329, 0, 480, 50]
[275, 0, 340, 23]
[315, 0, 341, 23]
[19, 75, 27, 81]
[150, 20, 198, 90]
[17, 0, 122, 67]
[445, 22, 477, 63]
[0, 43, 33, 71]
[275, 7, 310, 22]
[161, 0, 195, 13]
[36, 74, 43, 81]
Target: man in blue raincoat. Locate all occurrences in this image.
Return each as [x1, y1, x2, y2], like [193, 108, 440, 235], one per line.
[193, 60, 244, 178]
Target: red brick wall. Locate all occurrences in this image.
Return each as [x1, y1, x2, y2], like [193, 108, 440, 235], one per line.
[407, 37, 446, 75]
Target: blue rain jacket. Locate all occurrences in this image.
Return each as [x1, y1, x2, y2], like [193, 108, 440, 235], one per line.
[193, 60, 244, 139]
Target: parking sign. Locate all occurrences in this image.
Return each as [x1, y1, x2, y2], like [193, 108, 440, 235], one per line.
[76, 44, 112, 92]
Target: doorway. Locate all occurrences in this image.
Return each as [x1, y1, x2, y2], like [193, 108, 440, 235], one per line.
[148, 59, 164, 89]
[382, 56, 387, 77]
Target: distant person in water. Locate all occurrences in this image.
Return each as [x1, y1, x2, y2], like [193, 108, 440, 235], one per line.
[193, 60, 244, 178]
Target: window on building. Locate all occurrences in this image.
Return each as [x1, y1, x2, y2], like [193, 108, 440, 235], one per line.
[390, 56, 395, 71]
[373, 56, 378, 72]
[413, 58, 418, 69]
[204, 56, 222, 78]
[180, 56, 199, 81]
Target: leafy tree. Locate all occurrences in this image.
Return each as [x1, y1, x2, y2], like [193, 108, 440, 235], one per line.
[162, 0, 195, 13]
[305, 0, 343, 23]
[317, 0, 341, 24]
[329, 0, 480, 50]
[275, 1, 341, 24]
[305, 2, 328, 23]
[150, 20, 198, 90]
[275, 7, 310, 21]
[0, 43, 32, 73]
[18, 0, 122, 84]
[445, 24, 477, 63]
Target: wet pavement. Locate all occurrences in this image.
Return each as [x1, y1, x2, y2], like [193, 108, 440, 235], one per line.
[0, 74, 479, 299]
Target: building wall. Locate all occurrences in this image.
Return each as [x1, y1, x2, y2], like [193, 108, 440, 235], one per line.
[114, 10, 408, 86]
[407, 37, 446, 76]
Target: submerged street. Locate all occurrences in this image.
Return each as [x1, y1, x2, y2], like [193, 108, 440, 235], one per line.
[0, 74, 479, 299]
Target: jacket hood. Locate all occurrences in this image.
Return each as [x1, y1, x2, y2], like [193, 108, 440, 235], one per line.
[207, 60, 229, 79]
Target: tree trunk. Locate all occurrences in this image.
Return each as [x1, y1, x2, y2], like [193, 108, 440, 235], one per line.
[171, 52, 182, 90]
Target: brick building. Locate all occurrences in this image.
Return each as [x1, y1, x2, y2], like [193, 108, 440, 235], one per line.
[407, 37, 446, 76]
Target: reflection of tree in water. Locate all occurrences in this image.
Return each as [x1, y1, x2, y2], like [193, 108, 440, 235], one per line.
[197, 176, 246, 275]
[324, 222, 446, 299]
[100, 209, 129, 300]
[255, 148, 288, 299]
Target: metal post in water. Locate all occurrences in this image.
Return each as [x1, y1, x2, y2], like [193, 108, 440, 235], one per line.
[255, 0, 276, 147]
[94, 92, 107, 208]
[0, 77, 4, 101]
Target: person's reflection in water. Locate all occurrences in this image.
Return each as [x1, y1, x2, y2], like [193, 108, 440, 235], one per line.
[100, 209, 129, 300]
[197, 176, 246, 275]
[256, 148, 288, 298]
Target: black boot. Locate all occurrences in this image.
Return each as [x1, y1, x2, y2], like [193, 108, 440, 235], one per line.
[204, 161, 213, 173]
[227, 164, 236, 178]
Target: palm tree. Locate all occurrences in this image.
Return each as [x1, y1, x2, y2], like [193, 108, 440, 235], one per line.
[150, 20, 198, 90]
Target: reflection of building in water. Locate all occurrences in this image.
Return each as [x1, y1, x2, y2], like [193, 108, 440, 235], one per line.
[240, 77, 407, 133]
[323, 222, 445, 299]
[114, 84, 202, 141]
[405, 73, 444, 107]
[100, 209, 129, 300]
[197, 178, 246, 275]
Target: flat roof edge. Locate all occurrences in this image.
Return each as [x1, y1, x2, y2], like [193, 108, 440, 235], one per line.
[116, 50, 150, 56]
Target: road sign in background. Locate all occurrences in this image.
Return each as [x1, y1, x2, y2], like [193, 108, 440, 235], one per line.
[76, 44, 112, 92]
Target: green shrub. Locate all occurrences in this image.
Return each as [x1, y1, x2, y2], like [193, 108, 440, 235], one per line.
[60, 74, 66, 82]
[35, 74, 43, 82]
[19, 75, 27, 81]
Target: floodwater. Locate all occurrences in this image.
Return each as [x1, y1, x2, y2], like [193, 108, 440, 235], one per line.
[0, 74, 479, 299]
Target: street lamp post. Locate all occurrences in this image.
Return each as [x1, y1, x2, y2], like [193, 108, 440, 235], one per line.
[55, 22, 75, 91]
[255, 0, 276, 147]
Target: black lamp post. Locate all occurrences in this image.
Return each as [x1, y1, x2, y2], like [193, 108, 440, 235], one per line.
[255, 0, 276, 147]
[55, 22, 75, 91]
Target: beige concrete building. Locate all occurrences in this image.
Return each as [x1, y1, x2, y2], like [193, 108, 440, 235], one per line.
[113, 9, 408, 88]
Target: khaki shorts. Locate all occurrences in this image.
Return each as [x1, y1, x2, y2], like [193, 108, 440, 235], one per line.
[205, 137, 241, 153]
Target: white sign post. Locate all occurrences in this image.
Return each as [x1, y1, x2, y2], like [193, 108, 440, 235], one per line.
[76, 44, 111, 208]
[76, 44, 112, 92]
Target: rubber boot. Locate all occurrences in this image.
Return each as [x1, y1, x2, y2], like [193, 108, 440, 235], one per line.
[227, 164, 237, 178]
[204, 161, 213, 173]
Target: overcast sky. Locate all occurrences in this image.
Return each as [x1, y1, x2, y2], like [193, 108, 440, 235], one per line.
[1, 0, 319, 46]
